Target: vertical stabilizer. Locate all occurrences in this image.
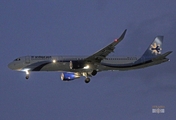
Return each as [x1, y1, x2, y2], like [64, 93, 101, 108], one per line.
[137, 36, 163, 62]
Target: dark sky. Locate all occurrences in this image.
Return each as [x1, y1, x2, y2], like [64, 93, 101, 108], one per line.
[1, 0, 176, 120]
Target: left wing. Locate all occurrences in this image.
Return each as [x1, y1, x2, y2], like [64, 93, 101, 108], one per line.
[85, 29, 127, 63]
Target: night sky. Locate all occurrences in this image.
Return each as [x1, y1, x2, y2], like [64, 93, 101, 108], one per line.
[1, 1, 176, 120]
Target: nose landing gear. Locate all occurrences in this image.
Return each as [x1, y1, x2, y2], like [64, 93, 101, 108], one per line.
[25, 71, 30, 79]
[26, 75, 29, 79]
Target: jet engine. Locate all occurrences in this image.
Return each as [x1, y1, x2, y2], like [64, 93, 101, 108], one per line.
[61, 72, 80, 81]
[70, 61, 85, 69]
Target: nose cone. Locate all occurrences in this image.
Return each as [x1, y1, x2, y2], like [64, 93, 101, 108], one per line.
[8, 62, 14, 70]
[8, 61, 24, 70]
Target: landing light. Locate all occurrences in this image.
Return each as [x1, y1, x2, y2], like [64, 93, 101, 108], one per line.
[22, 68, 30, 74]
[84, 65, 90, 69]
[52, 59, 56, 63]
[26, 71, 29, 75]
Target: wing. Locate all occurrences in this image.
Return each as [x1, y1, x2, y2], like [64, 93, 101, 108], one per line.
[85, 29, 127, 63]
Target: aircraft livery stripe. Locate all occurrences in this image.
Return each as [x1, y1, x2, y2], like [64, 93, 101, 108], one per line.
[32, 62, 51, 71]
[101, 60, 152, 68]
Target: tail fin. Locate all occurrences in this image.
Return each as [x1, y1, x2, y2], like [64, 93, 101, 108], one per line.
[138, 36, 163, 61]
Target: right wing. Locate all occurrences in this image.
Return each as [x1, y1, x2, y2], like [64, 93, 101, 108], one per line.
[85, 29, 127, 63]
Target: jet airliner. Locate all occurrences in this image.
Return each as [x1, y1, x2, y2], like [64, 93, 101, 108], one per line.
[8, 30, 172, 83]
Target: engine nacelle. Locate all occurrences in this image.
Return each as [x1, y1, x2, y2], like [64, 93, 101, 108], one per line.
[61, 72, 80, 81]
[70, 61, 85, 69]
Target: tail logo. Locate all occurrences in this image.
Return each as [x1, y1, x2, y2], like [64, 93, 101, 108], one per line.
[150, 43, 162, 55]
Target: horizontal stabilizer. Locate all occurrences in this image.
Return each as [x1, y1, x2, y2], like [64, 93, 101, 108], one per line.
[152, 51, 172, 61]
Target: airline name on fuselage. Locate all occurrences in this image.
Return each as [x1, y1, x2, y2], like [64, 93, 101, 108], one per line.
[31, 56, 52, 60]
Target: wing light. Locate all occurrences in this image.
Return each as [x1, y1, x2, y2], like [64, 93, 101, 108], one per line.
[114, 39, 118, 42]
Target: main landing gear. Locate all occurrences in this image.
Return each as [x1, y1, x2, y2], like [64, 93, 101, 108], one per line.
[83, 72, 91, 83]
[83, 70, 98, 83]
[85, 78, 90, 83]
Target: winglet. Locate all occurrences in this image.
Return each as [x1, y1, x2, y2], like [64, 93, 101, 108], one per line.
[115, 29, 127, 42]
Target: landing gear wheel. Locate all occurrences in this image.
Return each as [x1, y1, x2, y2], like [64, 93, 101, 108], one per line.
[25, 71, 30, 79]
[85, 78, 90, 83]
[25, 75, 29, 79]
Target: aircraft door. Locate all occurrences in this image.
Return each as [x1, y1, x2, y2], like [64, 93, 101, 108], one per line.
[25, 56, 30, 64]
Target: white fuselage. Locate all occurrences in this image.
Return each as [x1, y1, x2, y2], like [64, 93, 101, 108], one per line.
[8, 55, 168, 73]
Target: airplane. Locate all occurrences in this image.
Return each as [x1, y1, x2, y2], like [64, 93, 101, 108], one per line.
[8, 30, 172, 83]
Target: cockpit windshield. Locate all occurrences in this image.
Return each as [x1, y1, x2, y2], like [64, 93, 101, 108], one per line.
[14, 58, 21, 61]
